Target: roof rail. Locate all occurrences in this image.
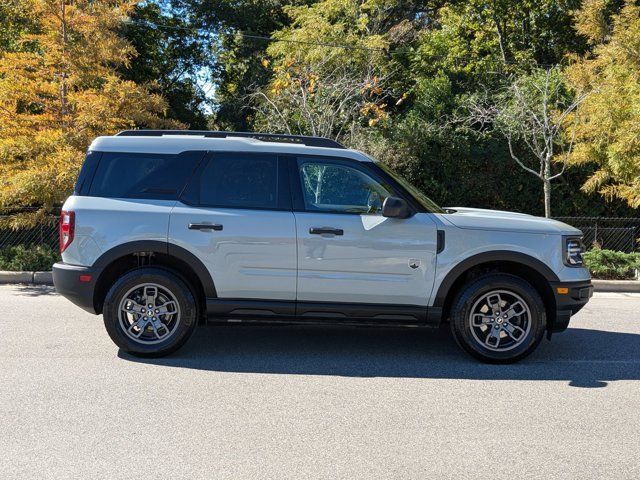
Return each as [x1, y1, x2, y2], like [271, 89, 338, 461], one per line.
[115, 130, 346, 149]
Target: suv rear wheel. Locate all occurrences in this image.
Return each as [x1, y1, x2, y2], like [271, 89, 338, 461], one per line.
[449, 273, 546, 363]
[103, 268, 198, 357]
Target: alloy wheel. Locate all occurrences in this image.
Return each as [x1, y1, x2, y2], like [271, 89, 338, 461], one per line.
[117, 283, 181, 345]
[468, 289, 531, 352]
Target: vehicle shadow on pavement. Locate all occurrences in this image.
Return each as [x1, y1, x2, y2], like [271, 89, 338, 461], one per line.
[14, 285, 57, 296]
[118, 324, 640, 388]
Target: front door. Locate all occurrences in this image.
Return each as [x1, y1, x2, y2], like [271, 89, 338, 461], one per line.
[170, 152, 296, 301]
[291, 156, 438, 308]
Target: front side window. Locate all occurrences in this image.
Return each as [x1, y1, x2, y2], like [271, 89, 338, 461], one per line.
[197, 153, 279, 209]
[298, 160, 393, 214]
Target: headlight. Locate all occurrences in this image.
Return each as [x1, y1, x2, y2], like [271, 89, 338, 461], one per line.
[564, 237, 585, 267]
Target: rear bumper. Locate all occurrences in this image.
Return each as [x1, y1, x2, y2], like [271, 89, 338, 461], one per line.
[52, 262, 98, 314]
[549, 279, 593, 333]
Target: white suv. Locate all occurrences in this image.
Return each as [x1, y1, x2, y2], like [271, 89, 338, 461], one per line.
[53, 130, 592, 363]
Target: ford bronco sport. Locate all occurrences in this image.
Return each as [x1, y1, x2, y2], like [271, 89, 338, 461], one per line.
[53, 130, 593, 363]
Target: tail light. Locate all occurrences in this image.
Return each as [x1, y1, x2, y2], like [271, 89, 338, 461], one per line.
[59, 210, 75, 253]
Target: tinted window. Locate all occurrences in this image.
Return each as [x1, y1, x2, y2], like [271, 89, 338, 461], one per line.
[298, 160, 393, 214]
[89, 151, 202, 199]
[197, 153, 279, 209]
[75, 151, 101, 195]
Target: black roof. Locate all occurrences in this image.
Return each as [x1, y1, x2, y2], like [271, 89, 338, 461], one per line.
[115, 130, 345, 149]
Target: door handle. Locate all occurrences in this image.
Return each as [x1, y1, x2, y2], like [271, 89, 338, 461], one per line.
[188, 223, 223, 231]
[309, 227, 343, 236]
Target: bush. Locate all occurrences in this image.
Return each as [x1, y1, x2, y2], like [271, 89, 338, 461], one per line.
[0, 245, 60, 271]
[583, 249, 640, 280]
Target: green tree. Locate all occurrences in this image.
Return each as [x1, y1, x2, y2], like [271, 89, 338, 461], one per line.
[383, 0, 634, 216]
[251, 0, 410, 139]
[173, 0, 314, 130]
[465, 68, 588, 217]
[118, 1, 212, 129]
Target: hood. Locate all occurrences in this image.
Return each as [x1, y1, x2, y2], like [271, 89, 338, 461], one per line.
[443, 207, 582, 235]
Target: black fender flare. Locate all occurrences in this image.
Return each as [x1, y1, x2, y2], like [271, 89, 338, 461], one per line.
[432, 250, 559, 308]
[93, 240, 217, 298]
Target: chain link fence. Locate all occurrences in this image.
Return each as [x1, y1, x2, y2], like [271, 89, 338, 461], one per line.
[0, 210, 638, 254]
[0, 209, 60, 251]
[553, 217, 640, 253]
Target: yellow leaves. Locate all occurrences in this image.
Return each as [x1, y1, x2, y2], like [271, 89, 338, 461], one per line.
[573, 0, 610, 44]
[566, 1, 640, 208]
[360, 75, 385, 98]
[361, 102, 388, 126]
[0, 0, 181, 209]
[271, 77, 290, 95]
[307, 76, 317, 94]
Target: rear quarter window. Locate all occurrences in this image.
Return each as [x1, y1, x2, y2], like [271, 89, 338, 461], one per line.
[89, 151, 204, 199]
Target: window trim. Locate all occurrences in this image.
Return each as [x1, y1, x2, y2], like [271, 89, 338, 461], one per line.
[179, 150, 292, 212]
[286, 154, 423, 216]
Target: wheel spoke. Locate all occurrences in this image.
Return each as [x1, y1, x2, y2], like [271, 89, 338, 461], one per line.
[128, 318, 148, 338]
[485, 326, 502, 348]
[472, 314, 494, 326]
[144, 286, 158, 307]
[504, 301, 526, 320]
[503, 322, 526, 341]
[150, 319, 171, 340]
[486, 293, 503, 313]
[155, 300, 178, 316]
[122, 300, 146, 315]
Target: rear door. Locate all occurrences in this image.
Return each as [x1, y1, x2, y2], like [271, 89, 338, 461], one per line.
[169, 152, 297, 301]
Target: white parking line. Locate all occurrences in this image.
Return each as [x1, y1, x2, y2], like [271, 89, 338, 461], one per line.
[593, 292, 640, 299]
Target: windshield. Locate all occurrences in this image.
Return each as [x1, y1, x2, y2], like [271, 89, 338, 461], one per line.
[376, 162, 445, 214]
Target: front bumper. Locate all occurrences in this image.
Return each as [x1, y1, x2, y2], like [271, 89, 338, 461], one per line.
[549, 279, 593, 333]
[52, 262, 98, 314]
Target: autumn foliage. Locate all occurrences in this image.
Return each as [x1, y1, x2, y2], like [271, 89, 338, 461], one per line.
[566, 1, 640, 208]
[0, 0, 180, 217]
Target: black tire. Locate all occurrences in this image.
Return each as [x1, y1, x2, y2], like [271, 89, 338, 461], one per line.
[103, 267, 198, 357]
[449, 273, 546, 363]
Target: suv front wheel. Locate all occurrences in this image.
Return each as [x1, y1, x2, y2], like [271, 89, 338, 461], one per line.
[103, 268, 198, 357]
[449, 273, 546, 363]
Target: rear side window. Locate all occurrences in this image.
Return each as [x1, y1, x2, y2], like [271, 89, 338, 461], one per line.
[89, 151, 203, 199]
[75, 151, 101, 195]
[190, 153, 282, 209]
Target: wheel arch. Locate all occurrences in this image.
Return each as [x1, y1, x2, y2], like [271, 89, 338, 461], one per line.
[433, 251, 558, 329]
[92, 241, 216, 314]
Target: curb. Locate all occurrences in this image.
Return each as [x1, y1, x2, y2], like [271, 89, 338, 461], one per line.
[592, 279, 640, 293]
[0, 271, 53, 285]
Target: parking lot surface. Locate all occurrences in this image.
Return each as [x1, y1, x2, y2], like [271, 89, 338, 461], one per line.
[1, 285, 639, 479]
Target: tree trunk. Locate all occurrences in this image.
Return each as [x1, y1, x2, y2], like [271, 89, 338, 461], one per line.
[60, 1, 68, 130]
[543, 179, 551, 218]
[543, 155, 552, 218]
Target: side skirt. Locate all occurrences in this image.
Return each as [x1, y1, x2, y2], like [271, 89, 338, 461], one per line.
[205, 298, 442, 327]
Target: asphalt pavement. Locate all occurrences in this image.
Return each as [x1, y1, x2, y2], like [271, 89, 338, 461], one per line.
[1, 285, 639, 479]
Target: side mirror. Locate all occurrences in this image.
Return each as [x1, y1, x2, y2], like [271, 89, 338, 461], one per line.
[382, 196, 411, 218]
